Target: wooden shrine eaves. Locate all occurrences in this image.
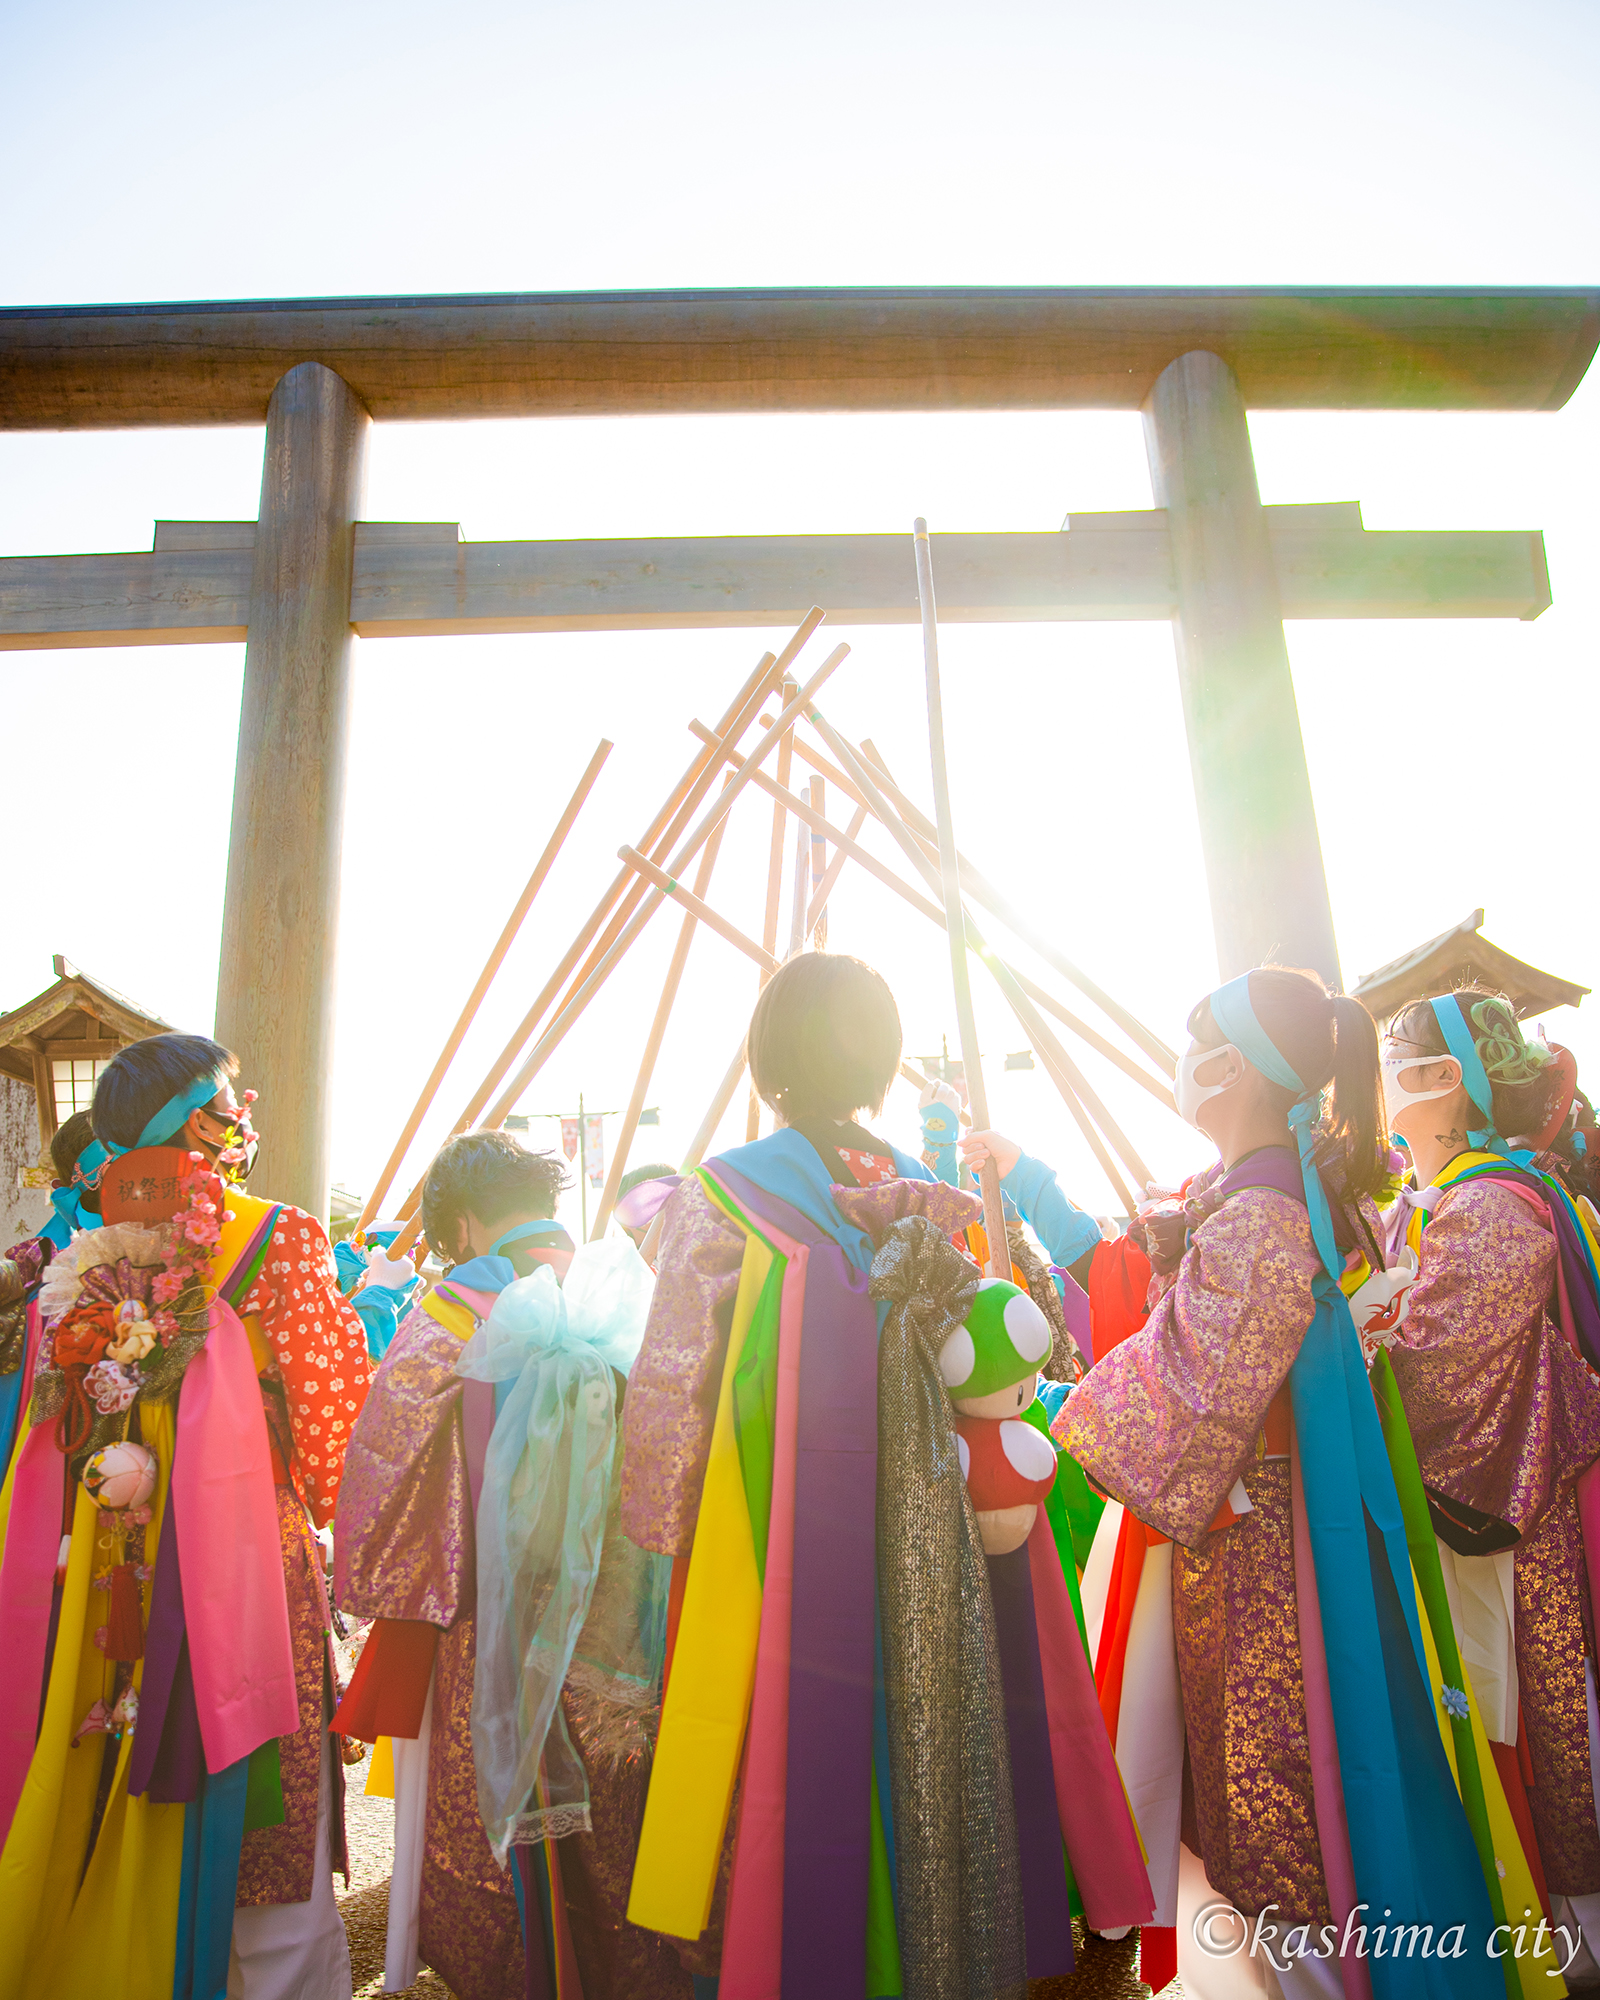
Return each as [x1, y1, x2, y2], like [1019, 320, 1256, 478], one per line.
[1, 288, 1597, 427]
[0, 506, 1550, 650]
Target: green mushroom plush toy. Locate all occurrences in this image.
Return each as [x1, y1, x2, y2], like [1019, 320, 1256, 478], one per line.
[939, 1276, 1060, 1554]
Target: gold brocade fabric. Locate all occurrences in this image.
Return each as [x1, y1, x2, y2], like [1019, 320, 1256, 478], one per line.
[421, 1611, 524, 2000]
[872, 1214, 1027, 2000]
[237, 1485, 341, 1905]
[1173, 1461, 1329, 1930]
[1513, 1487, 1600, 1893]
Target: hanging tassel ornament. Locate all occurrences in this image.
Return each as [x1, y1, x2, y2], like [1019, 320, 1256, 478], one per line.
[103, 1560, 145, 1661]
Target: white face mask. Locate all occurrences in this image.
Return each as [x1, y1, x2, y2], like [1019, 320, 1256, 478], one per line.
[1381, 1049, 1461, 1127]
[1176, 1043, 1242, 1131]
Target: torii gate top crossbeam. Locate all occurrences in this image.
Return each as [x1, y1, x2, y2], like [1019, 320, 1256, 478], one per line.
[2, 286, 1596, 429]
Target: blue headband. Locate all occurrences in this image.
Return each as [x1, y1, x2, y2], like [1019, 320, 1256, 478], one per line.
[1207, 973, 1340, 1277]
[1209, 974, 1304, 1093]
[488, 1218, 569, 1259]
[1427, 995, 1495, 1129]
[107, 1071, 228, 1158]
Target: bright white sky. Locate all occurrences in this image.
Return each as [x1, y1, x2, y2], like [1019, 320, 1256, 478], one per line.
[2, 0, 1597, 1232]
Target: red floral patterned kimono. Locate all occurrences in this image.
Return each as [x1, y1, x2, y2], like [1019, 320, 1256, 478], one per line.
[0, 1177, 370, 2000]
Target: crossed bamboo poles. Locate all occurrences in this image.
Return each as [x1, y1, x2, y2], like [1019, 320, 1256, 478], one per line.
[374, 604, 1180, 1263]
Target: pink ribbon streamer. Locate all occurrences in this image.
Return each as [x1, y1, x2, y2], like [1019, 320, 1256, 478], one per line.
[1290, 1422, 1374, 2000]
[0, 1421, 66, 1846]
[719, 1231, 808, 2000]
[174, 1298, 298, 1772]
[1026, 1508, 1154, 1930]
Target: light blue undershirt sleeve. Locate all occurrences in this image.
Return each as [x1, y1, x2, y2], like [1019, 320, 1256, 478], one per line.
[999, 1151, 1102, 1271]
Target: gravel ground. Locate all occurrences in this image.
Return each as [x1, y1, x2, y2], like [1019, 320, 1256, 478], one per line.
[333, 1750, 1174, 1999]
[337, 1749, 449, 2000]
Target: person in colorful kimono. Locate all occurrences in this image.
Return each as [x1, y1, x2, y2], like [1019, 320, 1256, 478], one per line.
[1057, 966, 1546, 2000]
[620, 950, 1151, 1999]
[1382, 987, 1600, 1974]
[0, 1030, 372, 2000]
[1, 1111, 99, 1470]
[332, 1128, 686, 2000]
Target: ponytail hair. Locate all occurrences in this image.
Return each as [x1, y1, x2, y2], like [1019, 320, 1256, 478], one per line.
[1390, 985, 1564, 1143]
[1246, 966, 1391, 1203]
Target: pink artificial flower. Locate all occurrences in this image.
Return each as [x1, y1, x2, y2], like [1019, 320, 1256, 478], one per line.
[152, 1270, 184, 1304]
[184, 1212, 221, 1246]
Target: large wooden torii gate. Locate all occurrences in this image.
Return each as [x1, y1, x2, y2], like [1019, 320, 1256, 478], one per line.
[2, 287, 1595, 1217]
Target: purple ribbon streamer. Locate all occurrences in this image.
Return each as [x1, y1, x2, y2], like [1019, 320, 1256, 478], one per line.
[989, 1544, 1076, 1978]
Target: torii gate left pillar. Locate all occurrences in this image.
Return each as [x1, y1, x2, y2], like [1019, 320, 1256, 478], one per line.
[215, 362, 367, 1218]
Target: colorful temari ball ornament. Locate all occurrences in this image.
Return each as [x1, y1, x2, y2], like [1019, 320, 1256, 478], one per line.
[82, 1439, 158, 1511]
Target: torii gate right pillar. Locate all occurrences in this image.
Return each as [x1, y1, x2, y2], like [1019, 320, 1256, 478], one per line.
[1144, 349, 1342, 990]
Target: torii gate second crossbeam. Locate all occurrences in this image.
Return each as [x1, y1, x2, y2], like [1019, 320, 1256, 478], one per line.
[1, 286, 1593, 1217]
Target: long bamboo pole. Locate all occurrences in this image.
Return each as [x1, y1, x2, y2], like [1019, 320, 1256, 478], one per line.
[618, 847, 780, 972]
[386, 617, 829, 1257]
[786, 813, 809, 958]
[856, 739, 1176, 1076]
[806, 802, 866, 926]
[774, 726, 1176, 1078]
[705, 722, 1174, 1110]
[389, 623, 815, 1224]
[748, 681, 797, 1140]
[809, 776, 828, 949]
[358, 738, 612, 1228]
[590, 779, 736, 1240]
[693, 721, 1175, 1153]
[683, 1040, 750, 1170]
[801, 700, 1156, 1203]
[912, 518, 1010, 1279]
[476, 647, 848, 1127]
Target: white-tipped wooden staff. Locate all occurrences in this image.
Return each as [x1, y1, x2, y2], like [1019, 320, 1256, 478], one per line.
[747, 680, 798, 1140]
[358, 737, 612, 1229]
[590, 775, 737, 1240]
[913, 516, 1011, 1278]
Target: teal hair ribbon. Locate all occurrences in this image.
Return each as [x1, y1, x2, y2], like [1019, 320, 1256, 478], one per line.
[1426, 995, 1536, 1166]
[103, 1070, 227, 1159]
[1209, 973, 1340, 1277]
[488, 1218, 569, 1260]
[41, 1185, 86, 1250]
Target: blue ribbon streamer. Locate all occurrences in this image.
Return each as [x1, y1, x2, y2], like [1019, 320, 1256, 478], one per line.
[1204, 973, 1499, 1989]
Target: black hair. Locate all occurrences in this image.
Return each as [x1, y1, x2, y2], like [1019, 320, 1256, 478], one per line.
[91, 1033, 238, 1152]
[618, 1162, 676, 1197]
[1190, 966, 1390, 1203]
[420, 1129, 570, 1260]
[1390, 986, 1564, 1142]
[748, 952, 903, 1123]
[50, 1109, 97, 1185]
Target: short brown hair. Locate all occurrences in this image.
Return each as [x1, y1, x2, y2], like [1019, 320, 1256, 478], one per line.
[748, 953, 903, 1123]
[420, 1129, 569, 1259]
